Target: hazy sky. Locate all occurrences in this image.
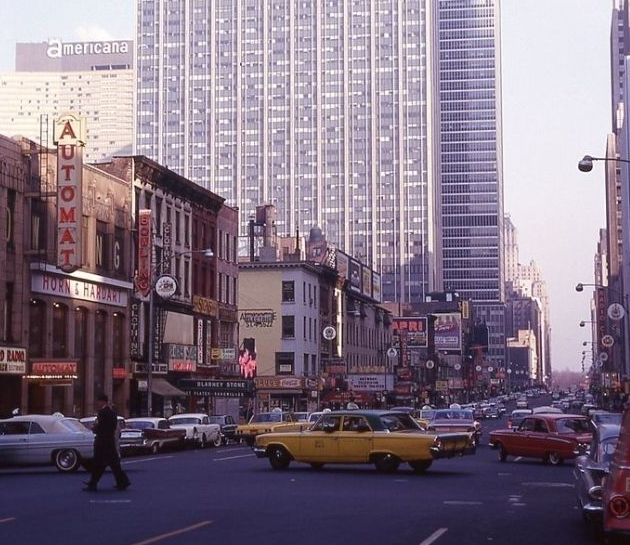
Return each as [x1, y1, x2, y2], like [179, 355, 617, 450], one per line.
[0, 1, 614, 374]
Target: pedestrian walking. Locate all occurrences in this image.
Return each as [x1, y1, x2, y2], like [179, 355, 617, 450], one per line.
[83, 393, 131, 492]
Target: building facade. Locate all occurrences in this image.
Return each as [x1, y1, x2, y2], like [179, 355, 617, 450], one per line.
[0, 40, 134, 162]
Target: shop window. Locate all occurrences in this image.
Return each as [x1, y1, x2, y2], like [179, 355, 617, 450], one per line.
[29, 300, 46, 358]
[52, 303, 69, 358]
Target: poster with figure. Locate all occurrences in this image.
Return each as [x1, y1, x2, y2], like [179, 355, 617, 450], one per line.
[433, 313, 462, 353]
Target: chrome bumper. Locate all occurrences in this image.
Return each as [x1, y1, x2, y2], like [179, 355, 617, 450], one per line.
[253, 446, 267, 458]
[430, 444, 476, 458]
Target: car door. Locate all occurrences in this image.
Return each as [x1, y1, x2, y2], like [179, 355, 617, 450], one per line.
[24, 421, 51, 464]
[0, 421, 31, 465]
[511, 418, 537, 456]
[337, 416, 372, 462]
[525, 418, 551, 457]
[299, 414, 342, 462]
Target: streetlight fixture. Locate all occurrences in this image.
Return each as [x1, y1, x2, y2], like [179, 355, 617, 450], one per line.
[146, 247, 214, 417]
[579, 320, 595, 327]
[578, 154, 630, 172]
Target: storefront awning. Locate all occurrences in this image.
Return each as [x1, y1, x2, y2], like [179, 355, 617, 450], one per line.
[151, 378, 187, 397]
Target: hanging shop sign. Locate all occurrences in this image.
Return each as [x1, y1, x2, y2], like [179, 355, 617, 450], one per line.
[193, 295, 218, 317]
[0, 346, 27, 374]
[136, 209, 152, 296]
[166, 344, 197, 373]
[254, 376, 305, 390]
[54, 113, 85, 273]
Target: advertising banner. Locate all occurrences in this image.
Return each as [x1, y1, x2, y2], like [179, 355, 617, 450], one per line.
[361, 266, 372, 297]
[434, 313, 462, 353]
[0, 347, 26, 374]
[349, 260, 361, 292]
[336, 252, 349, 281]
[136, 210, 152, 296]
[372, 272, 382, 303]
[392, 318, 428, 348]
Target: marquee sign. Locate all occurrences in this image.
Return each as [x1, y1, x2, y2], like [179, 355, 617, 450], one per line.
[136, 210, 152, 296]
[54, 113, 85, 273]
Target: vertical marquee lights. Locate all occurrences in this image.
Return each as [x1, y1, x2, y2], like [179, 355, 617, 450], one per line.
[53, 113, 86, 273]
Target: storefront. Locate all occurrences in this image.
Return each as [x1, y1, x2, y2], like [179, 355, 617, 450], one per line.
[0, 347, 27, 417]
[253, 376, 308, 412]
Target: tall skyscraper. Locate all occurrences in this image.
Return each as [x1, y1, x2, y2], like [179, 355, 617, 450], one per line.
[431, 0, 505, 364]
[0, 40, 134, 162]
[136, 0, 505, 362]
[136, 0, 434, 304]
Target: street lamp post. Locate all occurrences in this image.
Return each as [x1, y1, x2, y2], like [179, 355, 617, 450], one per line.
[146, 248, 214, 417]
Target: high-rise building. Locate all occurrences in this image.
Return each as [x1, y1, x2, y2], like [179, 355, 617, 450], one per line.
[136, 1, 505, 362]
[136, 0, 434, 304]
[0, 40, 134, 162]
[431, 0, 505, 365]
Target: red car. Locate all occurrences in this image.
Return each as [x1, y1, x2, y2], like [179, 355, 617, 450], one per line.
[488, 413, 592, 465]
[602, 405, 630, 537]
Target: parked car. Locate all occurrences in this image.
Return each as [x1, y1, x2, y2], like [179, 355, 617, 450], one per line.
[574, 423, 621, 524]
[601, 406, 630, 537]
[168, 413, 221, 448]
[80, 415, 131, 454]
[589, 411, 623, 428]
[489, 413, 592, 465]
[235, 410, 307, 446]
[253, 410, 476, 473]
[125, 417, 186, 453]
[208, 415, 238, 445]
[0, 414, 94, 472]
[422, 408, 482, 446]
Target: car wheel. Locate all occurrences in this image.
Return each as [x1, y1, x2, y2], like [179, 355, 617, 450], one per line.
[547, 452, 562, 465]
[310, 463, 325, 470]
[497, 444, 508, 462]
[212, 433, 223, 448]
[151, 443, 160, 455]
[268, 446, 291, 470]
[54, 449, 81, 473]
[374, 453, 400, 473]
[409, 460, 432, 473]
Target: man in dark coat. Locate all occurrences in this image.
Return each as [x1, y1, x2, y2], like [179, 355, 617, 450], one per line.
[83, 393, 131, 492]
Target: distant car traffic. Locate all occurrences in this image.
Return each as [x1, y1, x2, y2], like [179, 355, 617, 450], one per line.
[489, 413, 592, 465]
[235, 410, 307, 446]
[507, 409, 533, 430]
[0, 414, 94, 472]
[253, 410, 476, 473]
[421, 408, 482, 446]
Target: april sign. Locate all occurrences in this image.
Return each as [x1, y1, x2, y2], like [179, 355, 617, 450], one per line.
[54, 113, 86, 273]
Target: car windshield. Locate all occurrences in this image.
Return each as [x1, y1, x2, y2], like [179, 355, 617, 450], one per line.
[170, 417, 201, 425]
[208, 416, 224, 424]
[381, 414, 420, 431]
[128, 421, 155, 430]
[57, 419, 89, 432]
[419, 409, 436, 420]
[593, 413, 622, 425]
[250, 413, 282, 423]
[599, 437, 620, 463]
[556, 418, 590, 434]
[433, 410, 473, 420]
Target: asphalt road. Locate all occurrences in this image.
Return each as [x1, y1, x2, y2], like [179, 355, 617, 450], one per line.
[0, 397, 603, 545]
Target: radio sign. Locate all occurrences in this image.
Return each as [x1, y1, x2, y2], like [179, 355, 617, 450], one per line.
[54, 113, 85, 273]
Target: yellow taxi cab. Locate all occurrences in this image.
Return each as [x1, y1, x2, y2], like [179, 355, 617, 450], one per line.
[235, 408, 307, 446]
[253, 409, 476, 473]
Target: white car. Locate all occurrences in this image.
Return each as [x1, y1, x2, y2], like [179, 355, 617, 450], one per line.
[168, 413, 221, 448]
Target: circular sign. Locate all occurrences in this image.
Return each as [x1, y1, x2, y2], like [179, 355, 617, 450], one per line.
[475, 365, 482, 372]
[608, 303, 626, 321]
[507, 368, 513, 374]
[601, 335, 615, 348]
[487, 366, 494, 373]
[454, 363, 461, 371]
[598, 352, 609, 362]
[155, 274, 177, 299]
[425, 360, 435, 369]
[322, 326, 337, 340]
[386, 347, 398, 358]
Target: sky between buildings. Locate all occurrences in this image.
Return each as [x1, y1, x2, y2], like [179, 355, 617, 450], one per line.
[0, 0, 613, 374]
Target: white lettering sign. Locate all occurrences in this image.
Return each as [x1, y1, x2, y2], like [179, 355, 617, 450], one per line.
[47, 39, 130, 58]
[31, 272, 128, 307]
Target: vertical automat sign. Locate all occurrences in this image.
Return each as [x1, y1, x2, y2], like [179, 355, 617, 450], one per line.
[53, 113, 86, 273]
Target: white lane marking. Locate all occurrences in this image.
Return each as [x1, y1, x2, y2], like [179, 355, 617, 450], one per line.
[418, 527, 448, 545]
[128, 521, 213, 545]
[522, 482, 572, 488]
[89, 500, 132, 504]
[443, 501, 483, 506]
[514, 457, 522, 462]
[395, 479, 409, 483]
[123, 456, 174, 465]
[497, 472, 511, 476]
[0, 517, 16, 524]
[212, 454, 253, 461]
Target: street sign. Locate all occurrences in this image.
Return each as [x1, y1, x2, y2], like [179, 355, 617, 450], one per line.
[425, 360, 435, 369]
[155, 274, 177, 299]
[386, 347, 398, 358]
[322, 326, 336, 340]
[608, 303, 626, 321]
[601, 335, 615, 348]
[598, 352, 609, 362]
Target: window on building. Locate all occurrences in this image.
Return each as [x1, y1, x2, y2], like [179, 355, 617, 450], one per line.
[184, 214, 190, 247]
[3, 283, 13, 341]
[275, 352, 294, 375]
[303, 353, 309, 376]
[155, 197, 162, 236]
[184, 260, 190, 297]
[6, 189, 15, 249]
[52, 303, 69, 358]
[175, 210, 181, 244]
[112, 312, 125, 364]
[282, 281, 295, 302]
[282, 315, 295, 338]
[30, 200, 45, 251]
[29, 300, 46, 358]
[94, 310, 107, 397]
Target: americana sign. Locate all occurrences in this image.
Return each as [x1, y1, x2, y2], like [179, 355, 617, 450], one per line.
[54, 113, 85, 273]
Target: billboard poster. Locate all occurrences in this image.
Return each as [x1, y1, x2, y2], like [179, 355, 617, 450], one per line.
[434, 313, 462, 353]
[349, 260, 361, 292]
[392, 318, 427, 348]
[336, 251, 349, 281]
[372, 272, 382, 303]
[361, 266, 372, 297]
